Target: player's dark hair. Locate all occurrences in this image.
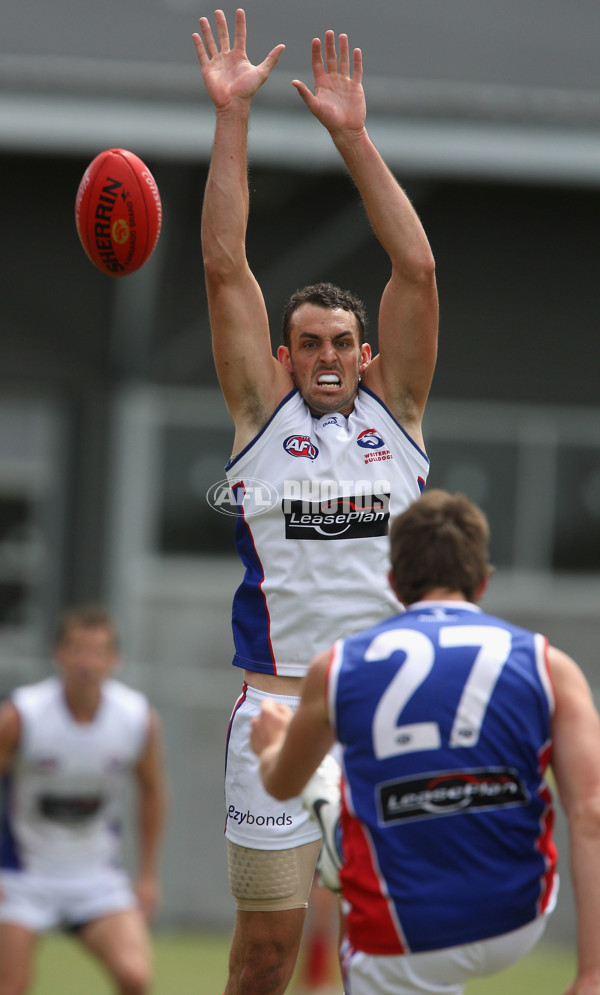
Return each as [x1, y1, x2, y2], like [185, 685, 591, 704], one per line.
[390, 490, 491, 605]
[55, 603, 118, 649]
[281, 282, 367, 348]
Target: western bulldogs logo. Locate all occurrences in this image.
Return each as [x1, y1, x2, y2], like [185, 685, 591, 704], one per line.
[357, 428, 385, 450]
[283, 435, 319, 460]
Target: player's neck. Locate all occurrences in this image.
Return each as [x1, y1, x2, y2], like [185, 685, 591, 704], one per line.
[62, 684, 103, 723]
[412, 589, 470, 603]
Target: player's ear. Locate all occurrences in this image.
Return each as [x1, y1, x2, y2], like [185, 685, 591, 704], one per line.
[388, 569, 402, 601]
[277, 345, 293, 372]
[474, 574, 489, 603]
[359, 343, 371, 374]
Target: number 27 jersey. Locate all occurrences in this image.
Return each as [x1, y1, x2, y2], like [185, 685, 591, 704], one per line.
[327, 601, 557, 955]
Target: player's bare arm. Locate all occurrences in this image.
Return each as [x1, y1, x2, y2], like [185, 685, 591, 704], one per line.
[195, 10, 290, 449]
[251, 651, 335, 800]
[548, 645, 600, 995]
[0, 702, 20, 900]
[293, 31, 438, 442]
[134, 709, 167, 920]
[0, 701, 20, 775]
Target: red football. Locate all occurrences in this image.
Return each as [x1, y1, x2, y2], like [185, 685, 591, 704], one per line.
[75, 148, 162, 277]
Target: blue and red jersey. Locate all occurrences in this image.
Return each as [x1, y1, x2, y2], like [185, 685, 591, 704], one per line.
[327, 601, 557, 954]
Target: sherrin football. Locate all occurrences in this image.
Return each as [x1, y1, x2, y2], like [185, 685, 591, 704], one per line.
[75, 148, 162, 277]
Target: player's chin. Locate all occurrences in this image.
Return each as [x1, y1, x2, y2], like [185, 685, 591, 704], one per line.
[307, 387, 351, 415]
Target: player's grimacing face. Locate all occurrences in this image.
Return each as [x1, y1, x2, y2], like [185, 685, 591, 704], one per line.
[277, 304, 371, 417]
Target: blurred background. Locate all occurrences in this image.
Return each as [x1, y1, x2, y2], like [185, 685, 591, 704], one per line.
[1, 0, 600, 945]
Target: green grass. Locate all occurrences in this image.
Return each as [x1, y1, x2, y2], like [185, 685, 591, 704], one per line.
[465, 943, 575, 993]
[30, 930, 231, 995]
[28, 930, 574, 994]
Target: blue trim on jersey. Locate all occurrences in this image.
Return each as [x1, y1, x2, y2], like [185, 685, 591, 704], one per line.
[0, 773, 22, 870]
[225, 389, 299, 471]
[230, 514, 276, 674]
[225, 385, 429, 468]
[358, 384, 430, 463]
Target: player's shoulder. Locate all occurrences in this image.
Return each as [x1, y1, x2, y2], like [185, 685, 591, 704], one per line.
[11, 675, 61, 714]
[101, 680, 153, 758]
[227, 387, 304, 465]
[476, 608, 537, 642]
[354, 383, 428, 456]
[103, 678, 149, 715]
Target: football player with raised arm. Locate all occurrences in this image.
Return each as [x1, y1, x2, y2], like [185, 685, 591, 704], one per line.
[194, 9, 437, 993]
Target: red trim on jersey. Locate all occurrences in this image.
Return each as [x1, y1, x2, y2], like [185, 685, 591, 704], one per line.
[341, 790, 407, 955]
[535, 740, 558, 914]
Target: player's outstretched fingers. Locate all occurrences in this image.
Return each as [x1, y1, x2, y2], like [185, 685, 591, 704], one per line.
[338, 33, 350, 78]
[214, 8, 231, 53]
[195, 17, 218, 61]
[324, 29, 338, 74]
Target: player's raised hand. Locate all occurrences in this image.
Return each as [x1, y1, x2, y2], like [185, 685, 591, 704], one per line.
[193, 8, 285, 109]
[292, 31, 366, 136]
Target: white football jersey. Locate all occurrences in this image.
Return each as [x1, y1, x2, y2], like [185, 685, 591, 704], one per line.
[1, 676, 150, 877]
[225, 386, 429, 676]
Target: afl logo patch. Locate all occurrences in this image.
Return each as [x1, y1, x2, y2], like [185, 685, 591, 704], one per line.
[357, 428, 384, 450]
[283, 435, 319, 460]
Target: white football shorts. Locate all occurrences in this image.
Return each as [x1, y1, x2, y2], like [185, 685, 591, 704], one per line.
[225, 683, 324, 850]
[0, 867, 137, 932]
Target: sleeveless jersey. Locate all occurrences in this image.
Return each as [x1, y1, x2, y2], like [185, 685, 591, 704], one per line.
[225, 386, 429, 676]
[0, 676, 150, 877]
[327, 601, 557, 955]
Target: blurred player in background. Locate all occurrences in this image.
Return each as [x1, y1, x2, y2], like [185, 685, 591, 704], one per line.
[251, 489, 600, 995]
[193, 8, 438, 992]
[0, 604, 167, 995]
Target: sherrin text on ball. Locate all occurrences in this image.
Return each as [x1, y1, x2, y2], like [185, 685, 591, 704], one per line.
[75, 148, 162, 276]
